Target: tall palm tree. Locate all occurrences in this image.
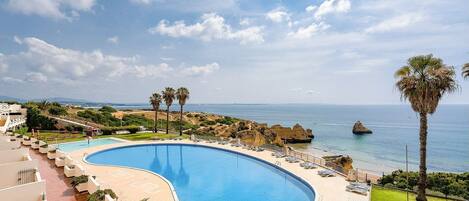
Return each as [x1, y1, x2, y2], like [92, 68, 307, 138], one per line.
[176, 87, 190, 136]
[462, 63, 469, 78]
[162, 87, 175, 134]
[395, 54, 457, 201]
[149, 93, 162, 133]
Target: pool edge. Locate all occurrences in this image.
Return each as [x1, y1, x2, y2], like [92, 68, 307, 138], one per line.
[84, 141, 318, 201]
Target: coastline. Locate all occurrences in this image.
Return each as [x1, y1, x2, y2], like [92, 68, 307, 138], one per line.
[108, 104, 469, 173]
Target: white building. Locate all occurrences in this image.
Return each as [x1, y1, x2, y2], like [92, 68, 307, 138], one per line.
[0, 103, 27, 134]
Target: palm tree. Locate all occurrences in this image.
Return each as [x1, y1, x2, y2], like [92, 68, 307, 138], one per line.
[462, 63, 469, 78]
[176, 87, 190, 136]
[38, 100, 50, 110]
[395, 54, 457, 201]
[149, 93, 162, 133]
[162, 87, 175, 134]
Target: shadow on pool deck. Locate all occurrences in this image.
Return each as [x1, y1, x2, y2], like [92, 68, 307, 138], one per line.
[28, 146, 89, 201]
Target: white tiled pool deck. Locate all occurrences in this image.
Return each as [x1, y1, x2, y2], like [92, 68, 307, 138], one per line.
[69, 138, 369, 201]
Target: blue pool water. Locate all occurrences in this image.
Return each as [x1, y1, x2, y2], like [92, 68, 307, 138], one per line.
[86, 144, 315, 201]
[58, 138, 122, 152]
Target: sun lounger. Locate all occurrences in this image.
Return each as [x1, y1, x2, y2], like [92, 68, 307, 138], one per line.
[300, 162, 317, 169]
[346, 183, 369, 195]
[285, 156, 300, 163]
[318, 170, 336, 177]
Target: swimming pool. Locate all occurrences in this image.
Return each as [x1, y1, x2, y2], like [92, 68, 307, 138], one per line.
[57, 138, 122, 152]
[86, 144, 316, 201]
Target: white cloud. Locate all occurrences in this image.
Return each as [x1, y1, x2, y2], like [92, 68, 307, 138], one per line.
[314, 0, 351, 19]
[2, 77, 24, 83]
[290, 88, 320, 95]
[25, 72, 48, 82]
[13, 36, 22, 44]
[305, 5, 317, 12]
[181, 62, 220, 76]
[1, 37, 220, 82]
[107, 36, 119, 44]
[0, 53, 7, 72]
[133, 63, 173, 78]
[160, 57, 174, 61]
[266, 8, 290, 23]
[129, 0, 153, 5]
[239, 18, 251, 26]
[5, 0, 96, 20]
[149, 13, 264, 44]
[365, 13, 424, 33]
[288, 22, 330, 39]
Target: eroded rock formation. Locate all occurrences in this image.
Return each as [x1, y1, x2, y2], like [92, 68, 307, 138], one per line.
[352, 121, 372, 134]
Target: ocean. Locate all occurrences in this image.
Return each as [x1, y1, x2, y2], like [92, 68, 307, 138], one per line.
[117, 104, 469, 173]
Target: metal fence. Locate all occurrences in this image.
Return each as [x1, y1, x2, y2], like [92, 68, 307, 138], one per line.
[192, 135, 383, 184]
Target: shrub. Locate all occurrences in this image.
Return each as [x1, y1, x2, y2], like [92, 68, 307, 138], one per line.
[26, 107, 57, 130]
[100, 126, 141, 135]
[48, 106, 67, 116]
[71, 175, 89, 187]
[379, 170, 469, 199]
[87, 189, 118, 201]
[200, 120, 216, 127]
[98, 106, 117, 113]
[215, 116, 238, 125]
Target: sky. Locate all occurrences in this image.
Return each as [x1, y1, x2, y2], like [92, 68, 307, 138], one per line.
[0, 0, 468, 104]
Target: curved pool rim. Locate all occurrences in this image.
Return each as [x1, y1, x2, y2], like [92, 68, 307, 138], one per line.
[83, 142, 318, 201]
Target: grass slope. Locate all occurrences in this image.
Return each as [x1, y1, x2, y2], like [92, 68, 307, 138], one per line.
[371, 186, 448, 201]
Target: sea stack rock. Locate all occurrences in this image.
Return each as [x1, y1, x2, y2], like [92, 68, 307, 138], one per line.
[352, 121, 372, 134]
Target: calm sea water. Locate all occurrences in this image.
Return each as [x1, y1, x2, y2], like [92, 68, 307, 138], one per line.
[117, 104, 469, 173]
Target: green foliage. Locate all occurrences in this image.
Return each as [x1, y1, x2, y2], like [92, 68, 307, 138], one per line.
[48, 106, 67, 116]
[26, 107, 57, 130]
[98, 106, 117, 113]
[77, 109, 120, 126]
[101, 125, 141, 135]
[65, 125, 84, 132]
[215, 116, 238, 125]
[200, 120, 216, 126]
[71, 175, 89, 187]
[87, 189, 118, 201]
[379, 170, 469, 199]
[16, 126, 28, 135]
[122, 114, 153, 127]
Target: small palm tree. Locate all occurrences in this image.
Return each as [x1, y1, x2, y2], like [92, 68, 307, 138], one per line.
[162, 87, 175, 134]
[149, 93, 162, 133]
[176, 87, 190, 136]
[462, 63, 469, 78]
[38, 100, 50, 110]
[395, 54, 457, 201]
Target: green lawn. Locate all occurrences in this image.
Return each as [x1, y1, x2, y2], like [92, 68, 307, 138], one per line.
[371, 186, 449, 201]
[23, 131, 188, 144]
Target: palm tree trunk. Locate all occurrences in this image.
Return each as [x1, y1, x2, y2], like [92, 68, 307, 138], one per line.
[156, 109, 158, 133]
[154, 109, 157, 133]
[179, 105, 183, 136]
[416, 112, 428, 201]
[166, 106, 169, 134]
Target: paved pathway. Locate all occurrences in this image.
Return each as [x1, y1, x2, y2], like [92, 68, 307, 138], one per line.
[28, 147, 88, 201]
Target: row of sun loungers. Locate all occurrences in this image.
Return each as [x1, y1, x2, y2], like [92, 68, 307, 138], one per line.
[0, 132, 47, 201]
[18, 134, 118, 200]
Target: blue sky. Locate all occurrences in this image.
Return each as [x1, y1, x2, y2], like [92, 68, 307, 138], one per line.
[0, 0, 468, 104]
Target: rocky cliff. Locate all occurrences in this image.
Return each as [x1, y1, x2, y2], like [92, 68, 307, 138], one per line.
[352, 121, 372, 134]
[193, 119, 314, 146]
